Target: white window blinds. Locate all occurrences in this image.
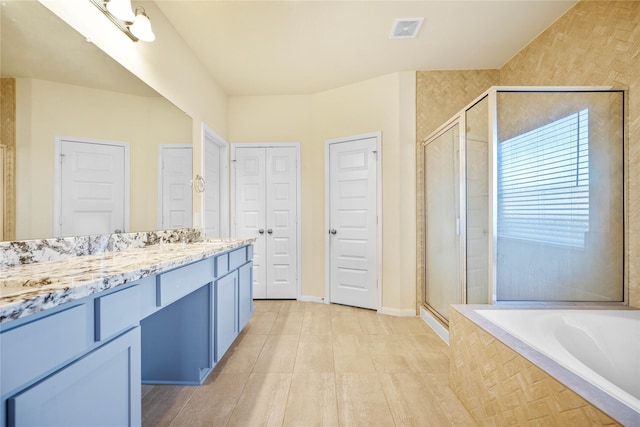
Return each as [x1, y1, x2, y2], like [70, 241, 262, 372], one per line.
[497, 109, 589, 247]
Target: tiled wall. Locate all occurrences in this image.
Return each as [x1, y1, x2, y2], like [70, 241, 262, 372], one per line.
[449, 308, 620, 426]
[416, 1, 640, 308]
[1, 78, 16, 241]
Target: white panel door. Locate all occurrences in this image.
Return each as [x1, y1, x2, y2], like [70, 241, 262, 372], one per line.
[59, 140, 126, 236]
[234, 146, 298, 299]
[235, 147, 267, 298]
[203, 139, 221, 238]
[160, 146, 192, 229]
[265, 147, 298, 299]
[329, 137, 378, 309]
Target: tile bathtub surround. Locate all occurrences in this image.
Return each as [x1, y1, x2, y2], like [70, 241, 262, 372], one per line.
[449, 306, 626, 426]
[0, 228, 203, 269]
[141, 300, 477, 427]
[0, 236, 254, 323]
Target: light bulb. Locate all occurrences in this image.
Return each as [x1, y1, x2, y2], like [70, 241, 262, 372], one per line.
[130, 7, 155, 42]
[106, 0, 135, 23]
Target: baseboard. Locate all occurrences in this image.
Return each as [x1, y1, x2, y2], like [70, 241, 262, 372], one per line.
[420, 306, 449, 345]
[377, 307, 417, 317]
[297, 295, 327, 304]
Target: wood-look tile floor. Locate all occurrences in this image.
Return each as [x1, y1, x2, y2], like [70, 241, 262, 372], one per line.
[141, 300, 477, 427]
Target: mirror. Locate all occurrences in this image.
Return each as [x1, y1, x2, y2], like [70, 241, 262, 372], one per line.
[1, 0, 193, 241]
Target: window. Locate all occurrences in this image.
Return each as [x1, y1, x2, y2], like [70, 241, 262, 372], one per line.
[497, 109, 589, 247]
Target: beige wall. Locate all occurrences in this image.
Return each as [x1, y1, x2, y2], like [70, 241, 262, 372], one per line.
[35, 1, 420, 312]
[417, 0, 639, 307]
[15, 78, 191, 239]
[229, 72, 417, 312]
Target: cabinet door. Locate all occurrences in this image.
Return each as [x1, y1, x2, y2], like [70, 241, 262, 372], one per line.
[214, 272, 238, 362]
[238, 262, 253, 331]
[7, 327, 141, 427]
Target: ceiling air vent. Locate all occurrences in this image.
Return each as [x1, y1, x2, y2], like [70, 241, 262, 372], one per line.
[390, 18, 424, 39]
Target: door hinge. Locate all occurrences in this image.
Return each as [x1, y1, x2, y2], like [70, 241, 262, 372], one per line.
[59, 153, 65, 163]
[372, 150, 378, 160]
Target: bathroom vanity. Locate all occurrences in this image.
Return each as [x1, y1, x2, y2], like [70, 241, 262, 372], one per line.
[0, 230, 254, 427]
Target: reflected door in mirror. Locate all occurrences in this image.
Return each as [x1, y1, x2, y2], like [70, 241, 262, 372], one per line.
[204, 138, 221, 238]
[159, 146, 193, 229]
[58, 138, 128, 236]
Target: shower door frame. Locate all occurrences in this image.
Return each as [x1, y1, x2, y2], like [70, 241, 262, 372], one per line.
[422, 115, 468, 324]
[420, 85, 627, 323]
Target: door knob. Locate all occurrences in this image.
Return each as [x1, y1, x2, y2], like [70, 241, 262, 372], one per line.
[267, 229, 273, 234]
[330, 229, 337, 235]
[258, 229, 265, 234]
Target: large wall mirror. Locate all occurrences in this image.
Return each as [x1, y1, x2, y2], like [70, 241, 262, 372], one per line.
[1, 0, 193, 241]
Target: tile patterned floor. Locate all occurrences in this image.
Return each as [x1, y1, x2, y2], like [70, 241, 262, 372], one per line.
[142, 300, 477, 426]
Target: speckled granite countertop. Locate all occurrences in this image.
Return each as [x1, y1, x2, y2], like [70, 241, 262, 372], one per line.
[0, 238, 254, 324]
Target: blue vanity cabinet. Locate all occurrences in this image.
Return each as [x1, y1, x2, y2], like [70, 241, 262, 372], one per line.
[0, 243, 254, 427]
[214, 271, 239, 362]
[7, 327, 141, 427]
[213, 246, 253, 362]
[238, 261, 253, 331]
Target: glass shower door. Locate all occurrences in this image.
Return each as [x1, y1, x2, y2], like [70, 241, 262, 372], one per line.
[424, 123, 461, 321]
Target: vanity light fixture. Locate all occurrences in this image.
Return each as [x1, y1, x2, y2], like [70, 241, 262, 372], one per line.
[90, 0, 155, 42]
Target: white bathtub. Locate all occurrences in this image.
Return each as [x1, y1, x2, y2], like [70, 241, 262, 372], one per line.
[476, 309, 640, 418]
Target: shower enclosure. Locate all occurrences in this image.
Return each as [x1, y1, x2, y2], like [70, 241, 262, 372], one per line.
[422, 87, 626, 323]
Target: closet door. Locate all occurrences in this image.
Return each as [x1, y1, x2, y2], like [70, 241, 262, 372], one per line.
[234, 146, 298, 299]
[234, 148, 267, 298]
[265, 147, 297, 298]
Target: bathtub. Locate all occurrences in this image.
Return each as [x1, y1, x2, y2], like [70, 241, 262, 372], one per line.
[468, 308, 640, 425]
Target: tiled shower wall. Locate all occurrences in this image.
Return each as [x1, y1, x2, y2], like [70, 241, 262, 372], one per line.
[1, 78, 16, 241]
[416, 1, 640, 309]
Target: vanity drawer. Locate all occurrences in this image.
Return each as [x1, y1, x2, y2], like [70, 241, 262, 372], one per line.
[0, 304, 89, 394]
[229, 247, 248, 271]
[157, 259, 213, 307]
[95, 285, 142, 342]
[215, 254, 229, 277]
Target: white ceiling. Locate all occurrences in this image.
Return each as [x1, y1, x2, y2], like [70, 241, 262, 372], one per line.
[1, 1, 578, 98]
[156, 0, 578, 96]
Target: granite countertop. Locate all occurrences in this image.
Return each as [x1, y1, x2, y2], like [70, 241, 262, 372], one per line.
[0, 238, 254, 324]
